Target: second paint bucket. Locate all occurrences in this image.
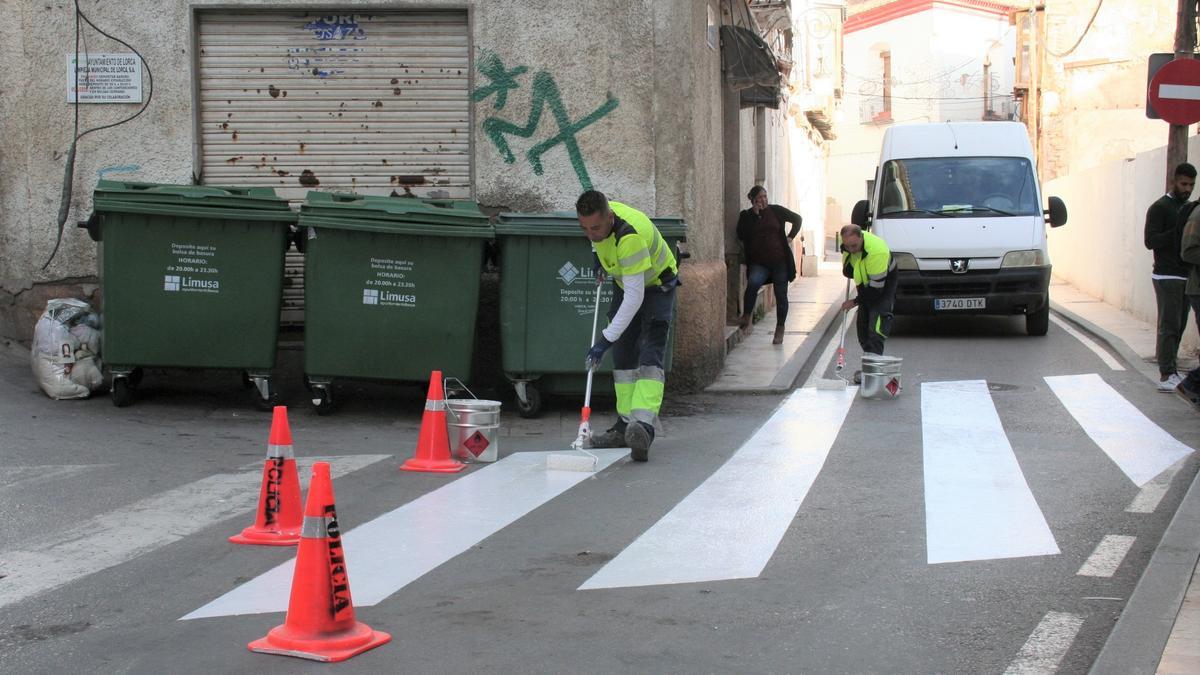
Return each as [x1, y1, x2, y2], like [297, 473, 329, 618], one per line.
[445, 398, 502, 462]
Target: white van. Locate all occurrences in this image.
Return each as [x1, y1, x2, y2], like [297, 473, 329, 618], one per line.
[850, 121, 1067, 335]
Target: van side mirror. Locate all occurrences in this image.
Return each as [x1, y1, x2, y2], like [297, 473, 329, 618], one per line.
[1045, 196, 1067, 228]
[851, 200, 871, 228]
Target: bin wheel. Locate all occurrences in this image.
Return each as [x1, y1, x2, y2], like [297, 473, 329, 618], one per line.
[311, 386, 335, 416]
[128, 367, 144, 388]
[251, 379, 278, 412]
[516, 385, 541, 418]
[112, 378, 134, 407]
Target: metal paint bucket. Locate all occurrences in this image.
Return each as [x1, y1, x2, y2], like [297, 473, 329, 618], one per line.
[860, 354, 902, 399]
[445, 398, 501, 462]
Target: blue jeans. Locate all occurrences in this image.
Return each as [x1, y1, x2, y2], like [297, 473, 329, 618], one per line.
[743, 262, 790, 325]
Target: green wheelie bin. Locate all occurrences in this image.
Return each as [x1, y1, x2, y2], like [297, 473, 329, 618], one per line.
[296, 192, 493, 414]
[494, 211, 686, 417]
[82, 180, 296, 409]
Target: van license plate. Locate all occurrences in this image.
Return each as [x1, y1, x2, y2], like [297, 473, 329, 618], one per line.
[934, 297, 986, 310]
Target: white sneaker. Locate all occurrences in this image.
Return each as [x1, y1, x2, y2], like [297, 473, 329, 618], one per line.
[1159, 373, 1184, 392]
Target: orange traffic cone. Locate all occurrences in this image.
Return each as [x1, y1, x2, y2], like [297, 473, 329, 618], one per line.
[230, 406, 303, 546]
[248, 462, 390, 662]
[400, 370, 465, 473]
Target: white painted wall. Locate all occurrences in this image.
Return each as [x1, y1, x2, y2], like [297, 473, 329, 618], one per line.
[827, 5, 1014, 241]
[1045, 136, 1200, 353]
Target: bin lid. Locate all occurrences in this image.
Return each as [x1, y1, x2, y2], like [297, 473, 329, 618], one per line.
[92, 180, 296, 221]
[496, 211, 687, 238]
[300, 191, 491, 227]
[94, 180, 293, 211]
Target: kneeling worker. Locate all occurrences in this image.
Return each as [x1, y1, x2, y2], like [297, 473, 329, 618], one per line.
[839, 224, 898, 383]
[576, 190, 679, 461]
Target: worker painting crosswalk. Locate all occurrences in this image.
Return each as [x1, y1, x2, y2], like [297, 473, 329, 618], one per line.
[1, 374, 1193, 616]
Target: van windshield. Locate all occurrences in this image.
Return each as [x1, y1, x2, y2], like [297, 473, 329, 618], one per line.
[876, 157, 1039, 217]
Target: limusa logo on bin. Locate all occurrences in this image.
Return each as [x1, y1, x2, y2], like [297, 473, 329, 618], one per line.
[557, 261, 597, 286]
[164, 275, 219, 293]
[363, 288, 380, 305]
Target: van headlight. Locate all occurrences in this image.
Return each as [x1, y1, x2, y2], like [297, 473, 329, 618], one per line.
[1001, 249, 1045, 268]
[892, 252, 918, 270]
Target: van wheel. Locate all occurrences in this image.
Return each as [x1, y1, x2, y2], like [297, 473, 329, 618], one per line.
[1026, 304, 1049, 336]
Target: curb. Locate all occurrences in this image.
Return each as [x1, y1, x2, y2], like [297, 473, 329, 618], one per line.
[1090, 466, 1200, 674]
[770, 299, 844, 391]
[1049, 299, 1160, 385]
[1053, 303, 1200, 673]
[706, 298, 843, 394]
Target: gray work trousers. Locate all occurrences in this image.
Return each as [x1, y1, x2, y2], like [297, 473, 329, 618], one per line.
[1153, 278, 1190, 376]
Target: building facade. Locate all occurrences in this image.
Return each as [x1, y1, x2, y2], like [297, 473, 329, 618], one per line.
[0, 0, 835, 391]
[826, 0, 1016, 244]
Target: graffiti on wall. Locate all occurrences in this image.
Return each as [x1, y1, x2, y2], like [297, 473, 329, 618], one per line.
[471, 50, 619, 192]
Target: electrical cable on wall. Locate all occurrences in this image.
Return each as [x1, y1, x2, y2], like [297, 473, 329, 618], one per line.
[45, 0, 154, 270]
[1045, 0, 1105, 58]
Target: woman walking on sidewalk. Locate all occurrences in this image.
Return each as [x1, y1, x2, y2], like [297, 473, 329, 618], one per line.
[736, 185, 802, 345]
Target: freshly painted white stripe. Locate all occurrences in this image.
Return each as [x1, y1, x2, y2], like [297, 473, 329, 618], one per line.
[579, 387, 857, 590]
[0, 455, 389, 610]
[182, 449, 628, 619]
[802, 308, 856, 389]
[1127, 458, 1187, 513]
[1160, 83, 1200, 101]
[1045, 374, 1194, 486]
[923, 380, 1059, 564]
[1077, 535, 1136, 577]
[1004, 611, 1085, 674]
[1048, 314, 1124, 370]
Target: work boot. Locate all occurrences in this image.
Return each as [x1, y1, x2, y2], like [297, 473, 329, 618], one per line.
[772, 324, 785, 345]
[852, 370, 862, 385]
[589, 422, 627, 449]
[625, 421, 655, 462]
[738, 312, 752, 332]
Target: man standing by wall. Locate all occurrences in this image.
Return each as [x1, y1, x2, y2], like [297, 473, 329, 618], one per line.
[1145, 162, 1196, 392]
[577, 190, 679, 461]
[839, 224, 898, 383]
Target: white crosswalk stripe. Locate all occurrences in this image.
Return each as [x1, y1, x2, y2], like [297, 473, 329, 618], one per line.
[1046, 374, 1193, 486]
[923, 380, 1059, 564]
[183, 449, 629, 619]
[0, 455, 390, 610]
[580, 387, 857, 590]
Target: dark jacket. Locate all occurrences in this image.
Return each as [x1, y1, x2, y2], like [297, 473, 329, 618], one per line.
[1145, 194, 1191, 277]
[736, 204, 802, 282]
[1181, 206, 1200, 296]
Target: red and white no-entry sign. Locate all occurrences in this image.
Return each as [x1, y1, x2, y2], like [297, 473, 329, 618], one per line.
[1149, 58, 1200, 125]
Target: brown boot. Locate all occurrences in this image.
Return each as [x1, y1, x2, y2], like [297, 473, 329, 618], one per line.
[772, 324, 785, 345]
[738, 312, 752, 332]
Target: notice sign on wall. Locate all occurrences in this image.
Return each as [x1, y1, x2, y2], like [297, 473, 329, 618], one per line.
[67, 53, 142, 103]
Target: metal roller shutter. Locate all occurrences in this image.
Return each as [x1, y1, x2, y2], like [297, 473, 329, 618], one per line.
[196, 11, 471, 323]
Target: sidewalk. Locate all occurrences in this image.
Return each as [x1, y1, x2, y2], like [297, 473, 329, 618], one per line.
[705, 260, 847, 393]
[709, 271, 1200, 674]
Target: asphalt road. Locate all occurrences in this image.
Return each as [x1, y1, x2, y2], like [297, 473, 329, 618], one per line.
[1, 312, 1197, 674]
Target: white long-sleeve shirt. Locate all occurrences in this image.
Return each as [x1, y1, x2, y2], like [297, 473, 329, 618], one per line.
[601, 273, 644, 343]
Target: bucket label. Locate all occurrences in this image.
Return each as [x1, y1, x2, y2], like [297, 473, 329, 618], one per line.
[363, 257, 417, 307]
[463, 430, 490, 457]
[164, 242, 220, 294]
[886, 378, 900, 396]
